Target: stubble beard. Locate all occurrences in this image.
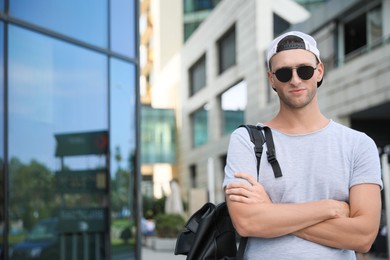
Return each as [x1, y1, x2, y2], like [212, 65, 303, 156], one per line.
[278, 85, 317, 110]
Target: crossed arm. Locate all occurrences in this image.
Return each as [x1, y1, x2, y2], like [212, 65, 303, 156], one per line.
[225, 172, 382, 253]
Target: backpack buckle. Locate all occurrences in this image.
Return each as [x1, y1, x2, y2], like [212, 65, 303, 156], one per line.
[254, 147, 263, 158]
[267, 149, 276, 163]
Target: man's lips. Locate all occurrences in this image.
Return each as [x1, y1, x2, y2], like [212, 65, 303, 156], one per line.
[290, 89, 305, 93]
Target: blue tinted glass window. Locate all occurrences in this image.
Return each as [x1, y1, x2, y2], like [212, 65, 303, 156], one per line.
[109, 58, 136, 176]
[141, 106, 176, 163]
[8, 25, 108, 258]
[189, 55, 206, 96]
[218, 26, 236, 74]
[10, 0, 107, 48]
[184, 0, 221, 13]
[221, 81, 247, 135]
[109, 58, 136, 258]
[110, 0, 136, 58]
[192, 105, 208, 147]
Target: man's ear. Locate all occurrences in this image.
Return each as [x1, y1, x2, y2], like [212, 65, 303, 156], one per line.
[267, 70, 274, 85]
[317, 63, 324, 82]
[316, 63, 324, 88]
[267, 71, 277, 92]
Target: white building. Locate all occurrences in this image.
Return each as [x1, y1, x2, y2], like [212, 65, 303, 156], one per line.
[178, 0, 390, 213]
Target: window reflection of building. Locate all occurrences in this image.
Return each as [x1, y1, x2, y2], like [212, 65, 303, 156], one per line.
[344, 5, 383, 60]
[1, 1, 139, 259]
[218, 25, 236, 74]
[192, 104, 209, 147]
[221, 81, 247, 135]
[189, 55, 207, 96]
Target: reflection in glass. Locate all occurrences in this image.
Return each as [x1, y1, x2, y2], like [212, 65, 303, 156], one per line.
[189, 55, 206, 96]
[184, 0, 221, 13]
[221, 81, 247, 135]
[141, 106, 176, 164]
[218, 26, 236, 74]
[192, 104, 209, 147]
[9, 25, 107, 170]
[109, 58, 136, 258]
[367, 6, 382, 45]
[10, 0, 107, 47]
[8, 25, 108, 258]
[111, 0, 136, 58]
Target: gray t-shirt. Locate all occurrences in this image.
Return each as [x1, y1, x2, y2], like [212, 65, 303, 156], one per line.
[223, 120, 382, 259]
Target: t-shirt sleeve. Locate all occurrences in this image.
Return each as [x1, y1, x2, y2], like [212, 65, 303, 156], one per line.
[350, 133, 383, 189]
[222, 127, 259, 189]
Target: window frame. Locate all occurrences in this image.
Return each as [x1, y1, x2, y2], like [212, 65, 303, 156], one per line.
[217, 25, 236, 74]
[189, 54, 206, 96]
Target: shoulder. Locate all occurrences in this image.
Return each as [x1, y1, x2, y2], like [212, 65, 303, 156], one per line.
[228, 124, 262, 149]
[330, 121, 373, 142]
[231, 125, 257, 140]
[329, 121, 378, 155]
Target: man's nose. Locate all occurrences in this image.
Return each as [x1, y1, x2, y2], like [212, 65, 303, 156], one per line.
[290, 68, 302, 85]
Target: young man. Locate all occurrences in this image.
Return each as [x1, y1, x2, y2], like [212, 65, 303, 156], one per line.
[223, 31, 383, 259]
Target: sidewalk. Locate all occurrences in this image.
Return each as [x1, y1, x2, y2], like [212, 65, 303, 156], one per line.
[142, 246, 186, 260]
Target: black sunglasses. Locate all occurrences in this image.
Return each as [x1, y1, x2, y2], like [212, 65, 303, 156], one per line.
[273, 65, 317, 83]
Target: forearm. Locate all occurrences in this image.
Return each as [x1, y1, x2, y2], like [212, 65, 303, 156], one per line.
[228, 198, 345, 238]
[226, 173, 348, 238]
[294, 184, 381, 253]
[294, 216, 377, 252]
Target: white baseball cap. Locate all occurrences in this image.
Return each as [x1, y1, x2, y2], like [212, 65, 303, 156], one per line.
[267, 31, 321, 70]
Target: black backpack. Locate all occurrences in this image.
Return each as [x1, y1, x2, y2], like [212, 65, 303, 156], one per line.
[174, 125, 282, 260]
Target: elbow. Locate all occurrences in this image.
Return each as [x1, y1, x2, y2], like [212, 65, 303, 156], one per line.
[356, 240, 375, 254]
[232, 216, 275, 238]
[354, 243, 372, 254]
[232, 217, 252, 237]
[353, 232, 377, 253]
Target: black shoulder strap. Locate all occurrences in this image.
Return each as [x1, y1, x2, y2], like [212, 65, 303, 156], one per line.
[239, 124, 282, 179]
[261, 126, 283, 178]
[239, 124, 265, 179]
[236, 124, 282, 257]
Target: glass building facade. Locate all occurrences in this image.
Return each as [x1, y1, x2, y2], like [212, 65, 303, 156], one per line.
[1, 1, 140, 259]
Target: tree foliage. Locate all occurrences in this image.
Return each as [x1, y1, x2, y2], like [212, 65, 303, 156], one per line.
[9, 157, 56, 229]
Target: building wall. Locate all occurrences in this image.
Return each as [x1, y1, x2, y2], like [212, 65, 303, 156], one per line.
[179, 0, 309, 205]
[140, 0, 183, 198]
[179, 0, 390, 209]
[321, 43, 390, 122]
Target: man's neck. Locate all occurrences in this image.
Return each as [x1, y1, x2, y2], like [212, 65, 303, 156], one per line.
[266, 106, 329, 135]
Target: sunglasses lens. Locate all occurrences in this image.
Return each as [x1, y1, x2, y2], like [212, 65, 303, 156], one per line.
[275, 68, 292, 82]
[297, 66, 315, 80]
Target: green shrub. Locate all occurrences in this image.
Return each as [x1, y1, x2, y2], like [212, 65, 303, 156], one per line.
[154, 213, 185, 238]
[120, 226, 132, 244]
[142, 195, 166, 217]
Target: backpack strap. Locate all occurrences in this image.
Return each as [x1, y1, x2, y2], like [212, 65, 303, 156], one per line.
[237, 124, 266, 258]
[239, 124, 265, 180]
[261, 125, 283, 178]
[239, 124, 283, 179]
[236, 124, 282, 258]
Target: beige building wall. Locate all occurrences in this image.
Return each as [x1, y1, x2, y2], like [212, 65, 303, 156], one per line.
[139, 0, 183, 197]
[149, 0, 183, 109]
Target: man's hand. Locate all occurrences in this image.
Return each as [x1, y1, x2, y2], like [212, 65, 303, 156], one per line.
[333, 200, 350, 218]
[225, 172, 271, 204]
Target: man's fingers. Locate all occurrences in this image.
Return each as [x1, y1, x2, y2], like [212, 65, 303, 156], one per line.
[234, 172, 258, 185]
